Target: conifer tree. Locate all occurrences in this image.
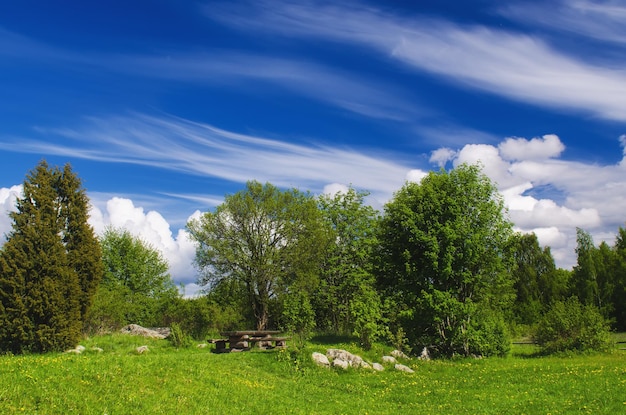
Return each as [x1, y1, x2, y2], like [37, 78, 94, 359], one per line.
[0, 161, 102, 353]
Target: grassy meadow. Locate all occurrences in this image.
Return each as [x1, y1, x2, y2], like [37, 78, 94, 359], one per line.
[1, 334, 625, 414]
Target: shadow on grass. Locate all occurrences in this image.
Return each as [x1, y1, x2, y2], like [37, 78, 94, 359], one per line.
[309, 333, 358, 346]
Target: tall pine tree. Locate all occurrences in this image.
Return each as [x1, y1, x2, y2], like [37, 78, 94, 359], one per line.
[0, 161, 103, 353]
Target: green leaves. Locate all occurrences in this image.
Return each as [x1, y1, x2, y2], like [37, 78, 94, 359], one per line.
[86, 227, 177, 330]
[377, 164, 514, 356]
[187, 181, 331, 330]
[0, 161, 102, 353]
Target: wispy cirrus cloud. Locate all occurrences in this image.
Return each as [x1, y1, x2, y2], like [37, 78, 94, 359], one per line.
[205, 1, 626, 121]
[0, 26, 423, 124]
[499, 0, 626, 45]
[2, 113, 420, 203]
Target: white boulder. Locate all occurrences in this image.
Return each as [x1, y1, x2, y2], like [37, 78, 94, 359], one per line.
[395, 364, 415, 373]
[382, 355, 397, 364]
[312, 352, 330, 367]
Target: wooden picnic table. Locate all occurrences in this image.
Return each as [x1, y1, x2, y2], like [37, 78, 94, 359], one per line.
[211, 330, 289, 353]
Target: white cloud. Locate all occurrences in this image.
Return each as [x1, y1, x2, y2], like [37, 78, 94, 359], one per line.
[89, 197, 198, 291]
[445, 134, 626, 268]
[499, 134, 565, 161]
[322, 183, 350, 196]
[1, 113, 414, 204]
[406, 169, 427, 183]
[0, 185, 21, 242]
[0, 188, 200, 295]
[499, 0, 626, 45]
[429, 148, 457, 167]
[207, 1, 626, 121]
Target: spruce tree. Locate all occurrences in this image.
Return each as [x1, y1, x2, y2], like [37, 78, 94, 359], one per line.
[0, 161, 103, 353]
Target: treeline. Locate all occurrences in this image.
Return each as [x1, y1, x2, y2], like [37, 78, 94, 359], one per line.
[1, 161, 624, 356]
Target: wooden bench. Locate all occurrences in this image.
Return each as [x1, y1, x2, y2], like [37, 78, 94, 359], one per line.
[209, 331, 290, 352]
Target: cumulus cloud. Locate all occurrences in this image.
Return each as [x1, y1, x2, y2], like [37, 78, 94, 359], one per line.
[499, 134, 565, 161]
[322, 183, 350, 196]
[441, 134, 626, 268]
[0, 185, 21, 241]
[0, 188, 200, 296]
[429, 147, 457, 167]
[89, 197, 198, 293]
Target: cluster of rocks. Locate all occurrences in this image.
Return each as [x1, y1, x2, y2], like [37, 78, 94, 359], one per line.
[312, 348, 429, 373]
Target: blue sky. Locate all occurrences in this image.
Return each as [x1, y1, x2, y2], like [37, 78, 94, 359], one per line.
[1, 0, 625, 294]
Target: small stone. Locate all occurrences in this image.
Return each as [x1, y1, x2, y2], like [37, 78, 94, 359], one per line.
[391, 349, 409, 359]
[382, 355, 397, 364]
[395, 363, 415, 373]
[197, 343, 208, 349]
[136, 345, 149, 354]
[372, 363, 384, 371]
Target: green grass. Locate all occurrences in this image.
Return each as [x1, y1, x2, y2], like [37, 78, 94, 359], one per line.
[1, 334, 625, 414]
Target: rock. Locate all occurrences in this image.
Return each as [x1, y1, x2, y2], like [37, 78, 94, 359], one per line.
[360, 361, 372, 369]
[418, 347, 430, 361]
[326, 349, 364, 368]
[312, 352, 330, 367]
[372, 363, 384, 371]
[391, 349, 409, 359]
[197, 343, 208, 349]
[395, 364, 415, 373]
[382, 355, 397, 364]
[332, 358, 349, 369]
[91, 347, 104, 353]
[121, 324, 168, 339]
[136, 345, 149, 354]
[64, 345, 86, 354]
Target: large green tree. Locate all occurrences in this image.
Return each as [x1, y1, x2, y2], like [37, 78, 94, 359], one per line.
[85, 227, 178, 331]
[0, 161, 103, 353]
[314, 187, 383, 348]
[187, 181, 331, 330]
[377, 164, 514, 357]
[508, 232, 569, 325]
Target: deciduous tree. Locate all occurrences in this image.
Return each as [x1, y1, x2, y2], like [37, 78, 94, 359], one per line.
[314, 187, 383, 348]
[187, 181, 330, 330]
[377, 164, 514, 357]
[85, 227, 177, 331]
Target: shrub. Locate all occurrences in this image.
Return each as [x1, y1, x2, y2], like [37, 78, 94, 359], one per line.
[534, 297, 612, 354]
[169, 323, 193, 349]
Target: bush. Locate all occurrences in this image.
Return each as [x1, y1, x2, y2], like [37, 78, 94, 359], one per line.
[169, 323, 193, 349]
[534, 297, 612, 354]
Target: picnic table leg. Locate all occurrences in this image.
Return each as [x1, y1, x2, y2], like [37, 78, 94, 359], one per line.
[215, 340, 228, 352]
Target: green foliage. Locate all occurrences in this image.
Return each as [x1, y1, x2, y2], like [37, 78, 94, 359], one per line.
[313, 187, 383, 344]
[508, 233, 569, 325]
[281, 291, 316, 348]
[187, 181, 331, 330]
[161, 295, 243, 340]
[613, 227, 626, 330]
[169, 322, 193, 348]
[84, 227, 178, 331]
[569, 227, 626, 330]
[349, 284, 385, 350]
[0, 161, 102, 353]
[534, 297, 612, 354]
[377, 164, 514, 357]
